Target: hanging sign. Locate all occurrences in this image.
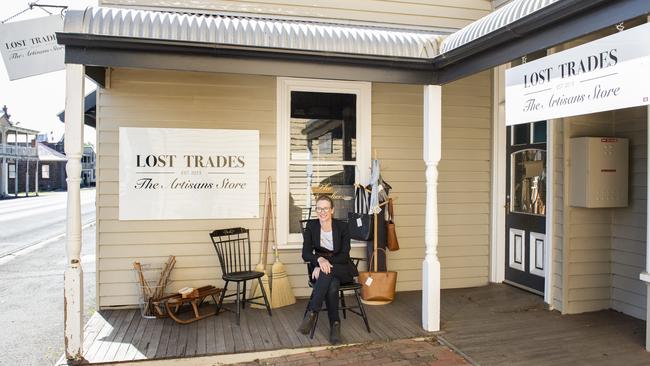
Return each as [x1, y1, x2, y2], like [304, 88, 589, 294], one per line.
[119, 128, 259, 220]
[506, 22, 650, 125]
[0, 15, 65, 80]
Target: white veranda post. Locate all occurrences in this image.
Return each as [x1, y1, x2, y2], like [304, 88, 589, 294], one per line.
[422, 85, 442, 331]
[64, 63, 85, 363]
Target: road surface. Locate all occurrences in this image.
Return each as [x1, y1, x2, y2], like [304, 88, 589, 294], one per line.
[0, 190, 96, 365]
[0, 189, 95, 258]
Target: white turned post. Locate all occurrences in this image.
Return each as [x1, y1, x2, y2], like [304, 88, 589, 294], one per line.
[35, 159, 39, 196]
[14, 160, 18, 197]
[25, 159, 29, 197]
[64, 63, 85, 363]
[1, 157, 7, 197]
[422, 85, 442, 332]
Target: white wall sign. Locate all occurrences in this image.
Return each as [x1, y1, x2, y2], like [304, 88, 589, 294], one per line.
[506, 22, 650, 126]
[119, 128, 259, 220]
[0, 15, 65, 80]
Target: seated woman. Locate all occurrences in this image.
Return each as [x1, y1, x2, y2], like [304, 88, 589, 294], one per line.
[298, 195, 356, 344]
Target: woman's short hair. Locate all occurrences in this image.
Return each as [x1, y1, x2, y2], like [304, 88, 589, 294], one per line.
[316, 195, 334, 208]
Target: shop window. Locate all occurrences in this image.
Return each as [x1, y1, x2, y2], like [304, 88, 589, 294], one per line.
[277, 79, 371, 247]
[42, 165, 50, 179]
[511, 149, 546, 215]
[8, 164, 15, 179]
[532, 121, 547, 144]
[512, 124, 529, 145]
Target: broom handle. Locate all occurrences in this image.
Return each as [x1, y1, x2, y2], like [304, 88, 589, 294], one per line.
[268, 179, 279, 259]
[260, 177, 271, 266]
[373, 211, 378, 272]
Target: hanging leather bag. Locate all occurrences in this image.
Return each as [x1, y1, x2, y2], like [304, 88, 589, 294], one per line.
[386, 198, 400, 251]
[358, 248, 397, 302]
[348, 186, 374, 241]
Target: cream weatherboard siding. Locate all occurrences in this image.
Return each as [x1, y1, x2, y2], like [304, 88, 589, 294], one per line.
[96, 69, 279, 307]
[98, 0, 491, 30]
[439, 72, 492, 288]
[559, 107, 647, 318]
[96, 68, 492, 308]
[562, 111, 615, 314]
[551, 22, 647, 317]
[611, 106, 647, 320]
[371, 72, 491, 292]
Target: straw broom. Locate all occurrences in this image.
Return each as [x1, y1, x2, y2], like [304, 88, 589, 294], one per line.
[268, 179, 296, 308]
[250, 177, 272, 308]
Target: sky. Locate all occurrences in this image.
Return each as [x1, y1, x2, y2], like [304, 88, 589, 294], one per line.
[1, 0, 98, 146]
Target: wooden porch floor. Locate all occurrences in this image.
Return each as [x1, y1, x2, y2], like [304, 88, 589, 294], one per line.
[440, 284, 650, 366]
[80, 285, 650, 364]
[80, 291, 429, 363]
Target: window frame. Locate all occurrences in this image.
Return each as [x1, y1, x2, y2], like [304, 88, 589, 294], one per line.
[276, 78, 371, 249]
[8, 164, 15, 179]
[42, 164, 50, 179]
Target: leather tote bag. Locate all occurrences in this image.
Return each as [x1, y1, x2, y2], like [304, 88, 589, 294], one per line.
[358, 248, 397, 302]
[386, 198, 400, 251]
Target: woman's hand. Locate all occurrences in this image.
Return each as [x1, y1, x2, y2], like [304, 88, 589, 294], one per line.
[311, 267, 321, 280]
[317, 257, 333, 274]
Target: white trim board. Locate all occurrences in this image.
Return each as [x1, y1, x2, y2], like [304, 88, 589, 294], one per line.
[491, 64, 507, 283]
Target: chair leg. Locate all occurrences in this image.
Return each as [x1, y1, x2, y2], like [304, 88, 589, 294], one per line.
[241, 281, 247, 309]
[354, 288, 371, 333]
[309, 311, 319, 339]
[340, 290, 347, 319]
[235, 282, 241, 326]
[258, 277, 272, 316]
[217, 281, 229, 314]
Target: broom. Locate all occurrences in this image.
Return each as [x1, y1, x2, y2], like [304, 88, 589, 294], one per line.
[250, 177, 272, 308]
[268, 178, 296, 308]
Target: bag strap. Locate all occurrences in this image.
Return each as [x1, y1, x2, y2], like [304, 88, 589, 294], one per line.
[387, 198, 395, 221]
[368, 247, 388, 272]
[355, 185, 369, 214]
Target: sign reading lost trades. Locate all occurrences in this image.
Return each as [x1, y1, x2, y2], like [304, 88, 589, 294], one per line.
[0, 15, 64, 80]
[506, 22, 650, 125]
[119, 128, 259, 220]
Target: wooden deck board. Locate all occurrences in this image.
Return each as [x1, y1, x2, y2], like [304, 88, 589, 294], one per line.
[81, 286, 650, 365]
[124, 315, 151, 360]
[196, 315, 207, 355]
[83, 309, 124, 361]
[102, 310, 138, 362]
[438, 284, 650, 366]
[111, 311, 142, 360]
[154, 319, 172, 359]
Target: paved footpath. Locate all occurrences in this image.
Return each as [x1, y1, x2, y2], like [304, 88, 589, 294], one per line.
[233, 338, 470, 366]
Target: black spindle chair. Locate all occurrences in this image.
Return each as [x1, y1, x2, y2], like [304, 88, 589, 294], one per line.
[209, 227, 272, 325]
[300, 219, 371, 338]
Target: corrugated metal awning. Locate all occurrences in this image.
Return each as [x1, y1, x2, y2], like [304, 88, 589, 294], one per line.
[63, 6, 443, 60]
[439, 0, 561, 54]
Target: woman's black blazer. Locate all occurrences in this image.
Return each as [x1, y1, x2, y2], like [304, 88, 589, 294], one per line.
[301, 219, 356, 284]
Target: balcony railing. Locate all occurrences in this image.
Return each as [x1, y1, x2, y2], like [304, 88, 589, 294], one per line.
[0, 144, 38, 158]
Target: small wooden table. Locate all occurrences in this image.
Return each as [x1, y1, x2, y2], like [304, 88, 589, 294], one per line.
[163, 285, 221, 324]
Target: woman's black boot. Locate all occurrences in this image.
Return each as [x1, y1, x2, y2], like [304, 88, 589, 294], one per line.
[298, 311, 318, 334]
[329, 321, 341, 344]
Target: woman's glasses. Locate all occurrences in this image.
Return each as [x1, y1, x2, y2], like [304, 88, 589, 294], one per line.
[315, 207, 331, 213]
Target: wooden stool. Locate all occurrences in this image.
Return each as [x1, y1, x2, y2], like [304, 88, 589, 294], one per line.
[164, 285, 221, 324]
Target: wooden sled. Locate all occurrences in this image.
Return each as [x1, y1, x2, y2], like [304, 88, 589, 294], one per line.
[163, 285, 221, 324]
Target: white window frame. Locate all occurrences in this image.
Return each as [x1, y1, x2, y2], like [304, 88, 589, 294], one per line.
[276, 77, 371, 249]
[42, 164, 50, 179]
[8, 164, 15, 179]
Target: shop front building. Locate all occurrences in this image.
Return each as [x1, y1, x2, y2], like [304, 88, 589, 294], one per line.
[56, 0, 650, 363]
